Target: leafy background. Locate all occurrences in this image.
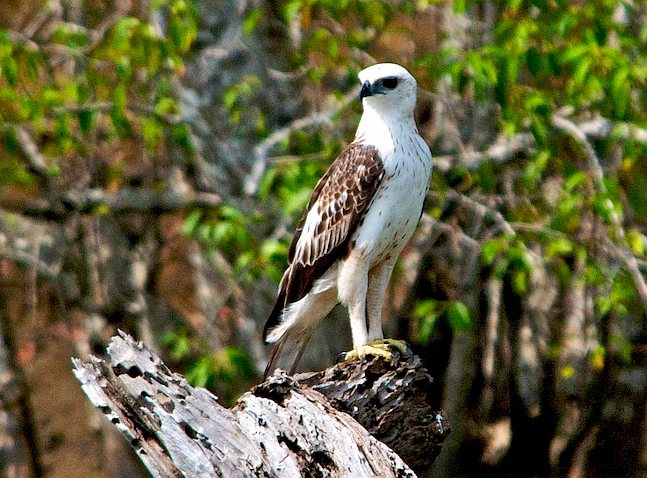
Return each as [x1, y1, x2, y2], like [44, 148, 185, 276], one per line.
[0, 0, 646, 477]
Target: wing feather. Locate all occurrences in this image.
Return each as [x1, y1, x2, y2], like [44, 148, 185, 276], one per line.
[263, 143, 384, 341]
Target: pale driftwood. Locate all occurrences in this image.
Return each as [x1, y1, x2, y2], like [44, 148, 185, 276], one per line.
[72, 331, 449, 477]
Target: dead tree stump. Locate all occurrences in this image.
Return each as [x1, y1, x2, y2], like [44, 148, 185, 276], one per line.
[72, 331, 449, 477]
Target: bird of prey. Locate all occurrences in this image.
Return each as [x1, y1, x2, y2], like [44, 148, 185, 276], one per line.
[263, 63, 432, 378]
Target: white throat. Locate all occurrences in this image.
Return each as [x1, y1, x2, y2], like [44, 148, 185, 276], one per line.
[355, 103, 417, 157]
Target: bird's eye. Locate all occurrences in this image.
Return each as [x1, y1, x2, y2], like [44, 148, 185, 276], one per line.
[382, 77, 398, 89]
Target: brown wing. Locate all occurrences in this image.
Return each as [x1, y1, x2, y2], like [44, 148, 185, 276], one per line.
[263, 143, 384, 340]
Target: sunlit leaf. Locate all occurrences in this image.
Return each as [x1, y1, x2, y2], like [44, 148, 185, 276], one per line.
[183, 209, 203, 236]
[447, 301, 473, 332]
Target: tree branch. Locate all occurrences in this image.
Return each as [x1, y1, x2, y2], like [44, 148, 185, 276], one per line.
[0, 187, 222, 219]
[433, 132, 535, 174]
[433, 115, 647, 174]
[551, 114, 647, 314]
[15, 128, 51, 182]
[244, 87, 360, 195]
[73, 332, 450, 477]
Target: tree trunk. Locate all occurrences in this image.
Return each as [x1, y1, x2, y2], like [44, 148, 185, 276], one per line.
[72, 332, 450, 477]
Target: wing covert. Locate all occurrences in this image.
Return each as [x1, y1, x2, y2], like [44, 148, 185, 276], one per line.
[284, 142, 384, 304]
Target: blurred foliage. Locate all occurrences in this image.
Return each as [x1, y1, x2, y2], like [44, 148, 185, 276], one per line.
[1, 1, 646, 469]
[162, 328, 256, 406]
[180, 1, 647, 387]
[1, 0, 643, 380]
[0, 0, 198, 180]
[0, 0, 645, 475]
[415, 299, 474, 345]
[0, 0, 248, 395]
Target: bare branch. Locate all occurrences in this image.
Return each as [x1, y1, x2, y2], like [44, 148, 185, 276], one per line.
[0, 187, 222, 219]
[551, 115, 606, 188]
[47, 101, 184, 126]
[444, 189, 515, 236]
[433, 115, 647, 174]
[73, 332, 449, 477]
[15, 128, 50, 181]
[577, 115, 647, 144]
[244, 86, 360, 195]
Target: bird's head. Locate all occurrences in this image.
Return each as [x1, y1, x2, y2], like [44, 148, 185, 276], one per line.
[358, 63, 417, 117]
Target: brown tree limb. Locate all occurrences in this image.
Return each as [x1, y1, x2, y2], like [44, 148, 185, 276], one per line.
[0, 187, 222, 220]
[0, 267, 45, 477]
[73, 332, 449, 477]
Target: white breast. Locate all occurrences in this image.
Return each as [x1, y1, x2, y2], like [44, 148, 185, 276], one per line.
[352, 128, 432, 265]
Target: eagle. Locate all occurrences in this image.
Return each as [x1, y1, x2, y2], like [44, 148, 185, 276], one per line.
[263, 63, 432, 378]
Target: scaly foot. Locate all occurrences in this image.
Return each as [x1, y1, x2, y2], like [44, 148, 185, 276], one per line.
[338, 338, 412, 363]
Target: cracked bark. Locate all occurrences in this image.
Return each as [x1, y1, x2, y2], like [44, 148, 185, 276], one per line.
[73, 332, 450, 477]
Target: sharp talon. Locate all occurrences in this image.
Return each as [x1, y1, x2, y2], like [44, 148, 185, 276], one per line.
[336, 351, 348, 363]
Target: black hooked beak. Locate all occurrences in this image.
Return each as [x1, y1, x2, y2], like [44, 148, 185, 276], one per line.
[359, 80, 373, 100]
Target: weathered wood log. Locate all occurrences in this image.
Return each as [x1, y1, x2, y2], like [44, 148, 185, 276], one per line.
[72, 331, 450, 477]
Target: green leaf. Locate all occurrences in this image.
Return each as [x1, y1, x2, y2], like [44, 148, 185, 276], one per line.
[155, 96, 178, 116]
[171, 123, 194, 152]
[572, 56, 591, 87]
[283, 0, 302, 22]
[112, 17, 140, 51]
[593, 195, 618, 223]
[481, 238, 505, 266]
[564, 171, 588, 192]
[260, 240, 288, 263]
[77, 109, 96, 135]
[523, 150, 549, 188]
[110, 83, 130, 136]
[561, 44, 589, 65]
[186, 356, 215, 388]
[525, 47, 541, 76]
[51, 26, 89, 48]
[610, 67, 630, 119]
[284, 187, 312, 216]
[116, 56, 132, 80]
[546, 237, 573, 258]
[243, 9, 262, 35]
[414, 299, 441, 344]
[530, 115, 548, 145]
[113, 83, 127, 114]
[3, 127, 18, 155]
[512, 269, 528, 294]
[4, 57, 17, 86]
[219, 205, 244, 222]
[447, 301, 473, 332]
[626, 230, 645, 257]
[508, 245, 533, 272]
[183, 209, 203, 236]
[589, 345, 605, 369]
[142, 117, 163, 148]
